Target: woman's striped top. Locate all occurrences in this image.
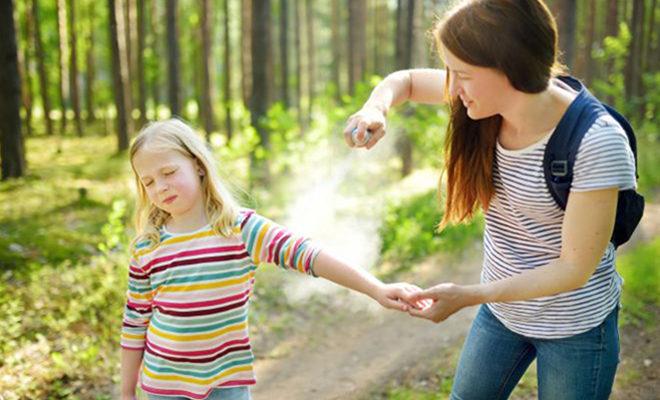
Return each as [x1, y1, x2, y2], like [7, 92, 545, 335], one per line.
[484, 114, 636, 339]
[120, 209, 321, 399]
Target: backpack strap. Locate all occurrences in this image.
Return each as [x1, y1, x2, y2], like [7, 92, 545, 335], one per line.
[544, 77, 595, 209]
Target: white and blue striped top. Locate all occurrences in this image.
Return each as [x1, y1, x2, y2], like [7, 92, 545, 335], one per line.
[484, 114, 637, 339]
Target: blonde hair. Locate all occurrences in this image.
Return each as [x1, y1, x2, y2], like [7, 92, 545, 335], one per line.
[129, 118, 239, 247]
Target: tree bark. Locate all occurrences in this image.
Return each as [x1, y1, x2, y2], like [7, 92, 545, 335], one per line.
[583, 0, 597, 86]
[625, 0, 645, 118]
[250, 0, 272, 184]
[223, 0, 232, 140]
[241, 0, 252, 107]
[331, 0, 341, 100]
[348, 0, 366, 94]
[200, 0, 214, 137]
[19, 2, 34, 137]
[166, 0, 181, 116]
[85, 1, 96, 123]
[554, 0, 577, 70]
[137, 0, 147, 126]
[108, 0, 129, 151]
[280, 0, 290, 108]
[57, 0, 68, 134]
[68, 0, 82, 137]
[31, 0, 54, 136]
[305, 0, 315, 125]
[0, 0, 27, 179]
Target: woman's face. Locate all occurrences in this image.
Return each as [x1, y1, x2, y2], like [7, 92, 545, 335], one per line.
[440, 45, 513, 120]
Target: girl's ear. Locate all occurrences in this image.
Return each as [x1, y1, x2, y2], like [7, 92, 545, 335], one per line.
[196, 160, 205, 176]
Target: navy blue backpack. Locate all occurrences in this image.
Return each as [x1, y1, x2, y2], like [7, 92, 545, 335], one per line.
[543, 76, 645, 248]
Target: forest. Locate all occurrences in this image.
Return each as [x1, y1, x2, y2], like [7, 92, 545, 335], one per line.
[0, 0, 658, 399]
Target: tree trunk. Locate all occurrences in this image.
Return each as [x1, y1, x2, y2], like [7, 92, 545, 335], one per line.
[348, 0, 366, 95]
[19, 3, 34, 137]
[32, 0, 54, 136]
[124, 0, 134, 119]
[108, 0, 129, 151]
[554, 0, 577, 70]
[85, 2, 96, 123]
[294, 0, 303, 127]
[200, 0, 214, 137]
[642, 0, 657, 73]
[223, 0, 232, 140]
[137, 0, 147, 126]
[250, 0, 272, 184]
[241, 0, 252, 108]
[331, 0, 341, 100]
[149, 0, 161, 110]
[57, 0, 68, 134]
[305, 0, 315, 125]
[280, 0, 290, 108]
[625, 0, 645, 118]
[583, 0, 597, 86]
[68, 0, 82, 137]
[0, 0, 26, 179]
[166, 0, 181, 116]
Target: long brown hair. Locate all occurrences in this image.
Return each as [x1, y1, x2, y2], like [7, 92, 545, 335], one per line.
[434, 0, 564, 228]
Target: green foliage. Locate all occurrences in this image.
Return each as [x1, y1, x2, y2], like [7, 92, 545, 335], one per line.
[379, 190, 483, 277]
[618, 238, 660, 327]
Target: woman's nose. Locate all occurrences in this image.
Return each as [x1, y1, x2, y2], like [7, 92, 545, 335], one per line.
[448, 76, 461, 99]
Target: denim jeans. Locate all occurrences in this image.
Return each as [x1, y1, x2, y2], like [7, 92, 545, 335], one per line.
[450, 305, 619, 400]
[146, 386, 251, 400]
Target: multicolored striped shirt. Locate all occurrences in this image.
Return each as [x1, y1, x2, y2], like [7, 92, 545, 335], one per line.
[121, 209, 322, 399]
[484, 114, 636, 339]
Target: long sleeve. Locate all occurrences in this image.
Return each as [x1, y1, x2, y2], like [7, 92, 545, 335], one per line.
[239, 210, 322, 276]
[120, 252, 153, 350]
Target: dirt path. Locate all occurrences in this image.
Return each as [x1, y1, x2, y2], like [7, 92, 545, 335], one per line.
[252, 204, 660, 400]
[252, 242, 482, 400]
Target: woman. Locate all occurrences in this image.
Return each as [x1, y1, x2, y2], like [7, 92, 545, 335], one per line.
[345, 1, 636, 399]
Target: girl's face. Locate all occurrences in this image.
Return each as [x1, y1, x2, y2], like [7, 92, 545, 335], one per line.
[440, 45, 513, 120]
[132, 147, 206, 222]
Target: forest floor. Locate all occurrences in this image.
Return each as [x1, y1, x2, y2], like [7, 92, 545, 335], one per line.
[249, 203, 660, 400]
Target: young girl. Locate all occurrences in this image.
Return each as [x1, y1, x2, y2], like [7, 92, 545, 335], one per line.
[120, 118, 420, 400]
[346, 0, 636, 399]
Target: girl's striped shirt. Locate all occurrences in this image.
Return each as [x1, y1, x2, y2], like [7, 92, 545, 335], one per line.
[484, 114, 636, 339]
[121, 209, 321, 399]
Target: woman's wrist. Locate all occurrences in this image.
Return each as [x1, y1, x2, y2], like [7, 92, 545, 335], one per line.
[462, 283, 493, 306]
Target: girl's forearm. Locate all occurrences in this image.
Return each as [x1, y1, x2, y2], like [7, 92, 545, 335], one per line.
[464, 258, 593, 306]
[121, 348, 144, 398]
[312, 250, 383, 300]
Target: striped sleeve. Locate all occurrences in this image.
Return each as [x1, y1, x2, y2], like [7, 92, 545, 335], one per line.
[571, 115, 636, 192]
[120, 248, 153, 350]
[238, 210, 322, 276]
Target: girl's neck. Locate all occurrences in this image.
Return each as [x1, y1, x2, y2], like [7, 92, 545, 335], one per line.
[165, 204, 209, 234]
[499, 80, 576, 140]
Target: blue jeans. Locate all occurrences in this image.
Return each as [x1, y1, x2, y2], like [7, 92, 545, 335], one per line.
[146, 386, 251, 400]
[451, 305, 619, 400]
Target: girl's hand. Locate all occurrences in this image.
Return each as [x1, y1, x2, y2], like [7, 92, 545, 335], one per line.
[373, 282, 429, 312]
[343, 106, 387, 149]
[407, 283, 477, 323]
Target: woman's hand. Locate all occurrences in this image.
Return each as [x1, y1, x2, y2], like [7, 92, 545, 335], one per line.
[372, 282, 428, 312]
[407, 283, 479, 323]
[343, 106, 387, 149]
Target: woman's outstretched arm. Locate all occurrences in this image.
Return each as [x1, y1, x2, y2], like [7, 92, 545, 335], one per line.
[344, 69, 447, 148]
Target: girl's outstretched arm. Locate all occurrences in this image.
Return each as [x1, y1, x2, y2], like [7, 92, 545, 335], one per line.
[312, 250, 422, 311]
[120, 348, 143, 400]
